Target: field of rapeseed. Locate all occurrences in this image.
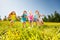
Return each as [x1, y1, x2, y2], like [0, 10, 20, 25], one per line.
[0, 21, 60, 40]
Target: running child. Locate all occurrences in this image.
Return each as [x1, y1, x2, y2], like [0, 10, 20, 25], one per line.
[28, 11, 34, 27]
[8, 11, 17, 25]
[34, 10, 44, 26]
[38, 12, 44, 26]
[21, 10, 27, 27]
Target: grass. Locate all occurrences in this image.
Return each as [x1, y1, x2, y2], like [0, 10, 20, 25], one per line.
[0, 21, 60, 40]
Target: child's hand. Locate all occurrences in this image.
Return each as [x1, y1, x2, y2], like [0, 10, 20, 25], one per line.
[25, 16, 28, 18]
[42, 15, 44, 16]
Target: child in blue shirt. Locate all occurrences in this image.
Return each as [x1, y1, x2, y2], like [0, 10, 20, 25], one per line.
[21, 10, 27, 27]
[34, 10, 40, 22]
[34, 10, 44, 26]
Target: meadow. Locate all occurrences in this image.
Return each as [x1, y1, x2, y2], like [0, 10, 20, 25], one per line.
[0, 21, 60, 40]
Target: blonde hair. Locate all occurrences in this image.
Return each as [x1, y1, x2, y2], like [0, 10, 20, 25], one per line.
[8, 11, 16, 18]
[35, 10, 39, 15]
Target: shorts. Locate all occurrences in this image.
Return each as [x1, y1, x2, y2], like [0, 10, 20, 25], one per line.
[39, 19, 42, 22]
[29, 20, 33, 23]
[34, 18, 38, 22]
[34, 18, 43, 22]
[21, 18, 26, 22]
[38, 18, 43, 22]
[21, 19, 26, 22]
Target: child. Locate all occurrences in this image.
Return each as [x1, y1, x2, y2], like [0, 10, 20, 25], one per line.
[21, 10, 27, 27]
[38, 14, 44, 26]
[34, 10, 44, 26]
[11, 11, 16, 22]
[28, 11, 34, 27]
[8, 11, 17, 26]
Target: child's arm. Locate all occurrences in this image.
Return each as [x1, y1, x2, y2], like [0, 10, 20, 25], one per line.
[40, 14, 44, 16]
[24, 14, 28, 18]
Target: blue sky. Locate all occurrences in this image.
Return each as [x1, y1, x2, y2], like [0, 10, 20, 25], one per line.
[0, 0, 60, 18]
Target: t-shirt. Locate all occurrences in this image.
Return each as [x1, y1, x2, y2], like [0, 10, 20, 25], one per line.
[28, 14, 33, 20]
[34, 14, 39, 19]
[21, 14, 27, 21]
[10, 15, 16, 20]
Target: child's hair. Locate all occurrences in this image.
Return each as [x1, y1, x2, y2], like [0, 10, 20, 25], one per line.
[35, 10, 39, 15]
[8, 11, 16, 17]
[22, 10, 27, 17]
[35, 10, 40, 18]
[29, 10, 32, 14]
[11, 11, 16, 15]
[23, 10, 27, 14]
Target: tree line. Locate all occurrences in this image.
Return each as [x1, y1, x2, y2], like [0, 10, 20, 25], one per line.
[43, 11, 60, 22]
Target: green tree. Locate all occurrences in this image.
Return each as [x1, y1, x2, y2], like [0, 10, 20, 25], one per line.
[43, 16, 48, 22]
[0, 16, 2, 21]
[3, 16, 7, 21]
[16, 16, 21, 21]
[54, 11, 60, 22]
[43, 11, 60, 22]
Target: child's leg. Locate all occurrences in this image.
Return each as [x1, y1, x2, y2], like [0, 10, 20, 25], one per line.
[36, 19, 40, 26]
[30, 20, 33, 27]
[41, 20, 44, 25]
[40, 20, 44, 26]
[36, 21, 38, 26]
[34, 18, 39, 26]
[37, 21, 40, 26]
[23, 22, 24, 28]
[35, 19, 38, 26]
[10, 20, 14, 27]
[22, 22, 24, 27]
[38, 20, 41, 26]
[35, 21, 38, 26]
[29, 20, 31, 27]
[30, 21, 31, 27]
[32, 21, 33, 27]
[23, 22, 26, 28]
[24, 22, 26, 27]
[39, 21, 41, 26]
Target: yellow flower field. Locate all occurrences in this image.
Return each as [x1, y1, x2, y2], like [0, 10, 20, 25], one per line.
[44, 22, 60, 26]
[0, 21, 60, 40]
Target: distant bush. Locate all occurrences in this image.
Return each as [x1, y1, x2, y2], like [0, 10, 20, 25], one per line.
[43, 11, 60, 22]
